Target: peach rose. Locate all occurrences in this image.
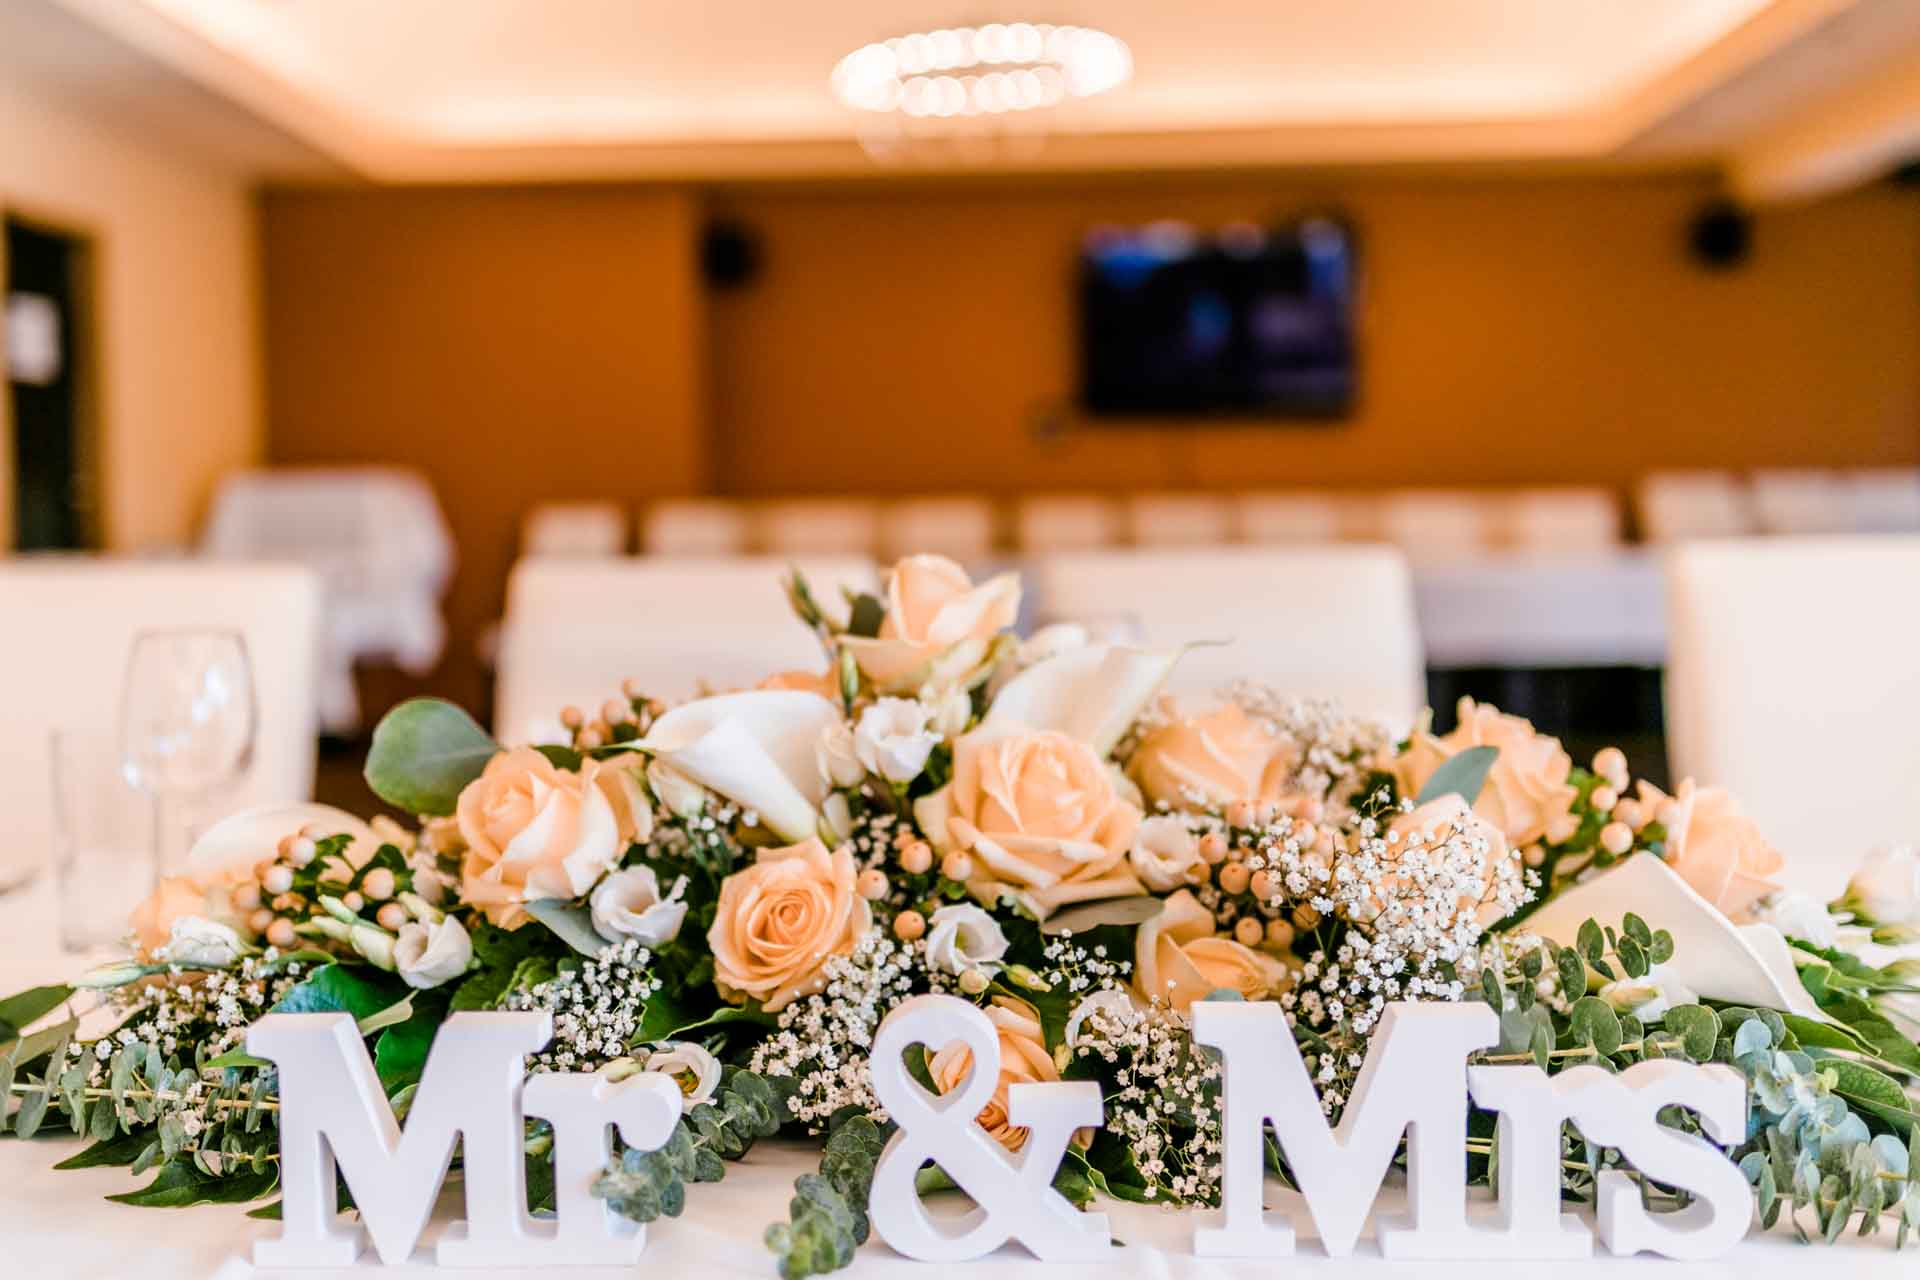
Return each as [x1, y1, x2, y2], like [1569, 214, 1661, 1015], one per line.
[707, 837, 872, 1011]
[1648, 779, 1783, 921]
[839, 555, 1020, 692]
[131, 876, 224, 958]
[1133, 889, 1291, 1012]
[928, 996, 1058, 1152]
[759, 668, 839, 700]
[457, 748, 650, 928]
[922, 725, 1143, 918]
[1395, 698, 1577, 846]
[1128, 703, 1297, 812]
[1384, 794, 1516, 929]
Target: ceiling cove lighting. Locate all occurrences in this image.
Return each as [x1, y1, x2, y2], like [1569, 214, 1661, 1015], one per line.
[831, 23, 1132, 119]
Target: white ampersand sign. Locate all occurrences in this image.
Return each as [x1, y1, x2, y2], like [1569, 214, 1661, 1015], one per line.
[867, 994, 1111, 1262]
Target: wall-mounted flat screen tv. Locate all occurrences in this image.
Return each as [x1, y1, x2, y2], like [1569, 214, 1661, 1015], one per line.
[1078, 216, 1357, 419]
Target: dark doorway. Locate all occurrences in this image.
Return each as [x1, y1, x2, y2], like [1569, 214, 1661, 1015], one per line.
[6, 216, 95, 550]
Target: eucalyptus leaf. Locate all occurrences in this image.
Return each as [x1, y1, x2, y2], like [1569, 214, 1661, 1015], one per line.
[525, 898, 610, 958]
[363, 698, 500, 816]
[1414, 746, 1499, 807]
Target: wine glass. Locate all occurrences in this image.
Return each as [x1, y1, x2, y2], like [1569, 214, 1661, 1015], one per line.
[119, 628, 257, 875]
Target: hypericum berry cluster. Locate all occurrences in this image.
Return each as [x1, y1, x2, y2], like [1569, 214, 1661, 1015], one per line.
[507, 938, 659, 1074]
[748, 929, 922, 1131]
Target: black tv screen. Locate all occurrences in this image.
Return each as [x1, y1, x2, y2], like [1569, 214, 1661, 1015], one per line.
[1078, 216, 1357, 418]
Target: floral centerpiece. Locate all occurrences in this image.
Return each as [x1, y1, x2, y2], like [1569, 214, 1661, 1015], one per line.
[4, 555, 1919, 1273]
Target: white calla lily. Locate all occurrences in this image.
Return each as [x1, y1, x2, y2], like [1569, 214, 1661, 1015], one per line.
[1524, 853, 1828, 1021]
[984, 642, 1185, 756]
[187, 803, 377, 882]
[637, 691, 840, 842]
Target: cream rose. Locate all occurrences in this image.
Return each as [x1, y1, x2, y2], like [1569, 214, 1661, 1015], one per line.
[1395, 698, 1577, 846]
[457, 748, 645, 928]
[1651, 779, 1784, 921]
[707, 837, 872, 1011]
[928, 996, 1058, 1152]
[921, 725, 1143, 919]
[1129, 814, 1203, 892]
[839, 555, 1020, 692]
[1133, 889, 1291, 1012]
[1128, 704, 1296, 813]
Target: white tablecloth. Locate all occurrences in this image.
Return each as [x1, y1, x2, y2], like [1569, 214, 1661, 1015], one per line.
[1412, 552, 1666, 668]
[2, 887, 1914, 1278]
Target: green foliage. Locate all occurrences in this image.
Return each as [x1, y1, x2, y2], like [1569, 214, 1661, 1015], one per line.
[593, 1067, 788, 1231]
[272, 963, 409, 1023]
[0, 984, 74, 1044]
[363, 697, 499, 816]
[1414, 745, 1498, 806]
[766, 1114, 887, 1280]
[523, 898, 610, 959]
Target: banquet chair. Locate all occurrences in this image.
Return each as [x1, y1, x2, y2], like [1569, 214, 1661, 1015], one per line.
[640, 499, 750, 557]
[1664, 537, 1920, 896]
[1504, 488, 1622, 553]
[1378, 490, 1495, 563]
[492, 555, 875, 743]
[1014, 494, 1123, 553]
[0, 561, 322, 891]
[1636, 471, 1756, 543]
[1124, 493, 1233, 547]
[1233, 492, 1346, 543]
[1028, 546, 1424, 732]
[879, 497, 997, 564]
[1749, 470, 1857, 535]
[755, 499, 880, 556]
[521, 502, 628, 557]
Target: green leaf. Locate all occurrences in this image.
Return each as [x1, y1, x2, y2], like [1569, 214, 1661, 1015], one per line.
[1569, 996, 1623, 1056]
[374, 996, 449, 1092]
[847, 594, 886, 639]
[272, 964, 409, 1024]
[1577, 919, 1605, 967]
[1415, 746, 1499, 807]
[107, 1158, 278, 1208]
[204, 1049, 274, 1072]
[0, 984, 74, 1040]
[1621, 914, 1652, 948]
[1553, 944, 1588, 1001]
[53, 1129, 153, 1170]
[1826, 1060, 1915, 1137]
[534, 744, 584, 771]
[1662, 1006, 1720, 1061]
[525, 898, 609, 958]
[363, 697, 499, 816]
[1616, 934, 1649, 979]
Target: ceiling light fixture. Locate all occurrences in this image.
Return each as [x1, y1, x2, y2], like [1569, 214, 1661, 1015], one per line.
[831, 23, 1131, 119]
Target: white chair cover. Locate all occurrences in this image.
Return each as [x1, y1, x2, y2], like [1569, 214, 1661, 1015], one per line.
[493, 555, 876, 744]
[0, 560, 322, 891]
[1233, 492, 1345, 543]
[641, 500, 751, 557]
[755, 500, 880, 555]
[521, 502, 628, 557]
[879, 498, 997, 563]
[1379, 491, 1495, 563]
[1850, 469, 1920, 533]
[201, 468, 451, 733]
[1014, 495, 1122, 552]
[1637, 471, 1756, 544]
[1664, 537, 1920, 896]
[1029, 547, 1425, 732]
[1750, 470, 1857, 536]
[1504, 488, 1622, 553]
[1124, 493, 1232, 547]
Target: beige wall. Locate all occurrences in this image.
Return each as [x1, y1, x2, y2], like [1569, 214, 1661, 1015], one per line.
[709, 172, 1920, 496]
[0, 74, 262, 551]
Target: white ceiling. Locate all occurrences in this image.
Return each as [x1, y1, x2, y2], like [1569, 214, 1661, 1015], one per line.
[28, 0, 1920, 186]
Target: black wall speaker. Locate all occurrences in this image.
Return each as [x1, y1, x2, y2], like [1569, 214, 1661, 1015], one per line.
[701, 219, 763, 290]
[1687, 199, 1752, 270]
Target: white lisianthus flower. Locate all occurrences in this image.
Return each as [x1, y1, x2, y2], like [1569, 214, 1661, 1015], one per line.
[1843, 844, 1920, 926]
[163, 917, 248, 969]
[647, 759, 707, 819]
[1748, 890, 1840, 949]
[394, 915, 473, 990]
[815, 720, 866, 789]
[1597, 965, 1699, 1022]
[590, 866, 689, 946]
[854, 698, 941, 784]
[1064, 986, 1140, 1049]
[923, 903, 1011, 976]
[1128, 814, 1202, 892]
[646, 1041, 722, 1112]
